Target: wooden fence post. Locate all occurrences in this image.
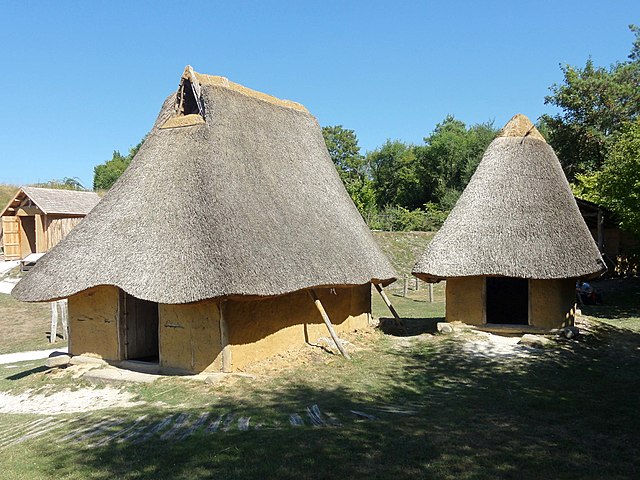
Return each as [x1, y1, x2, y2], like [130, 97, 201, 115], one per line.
[60, 300, 68, 340]
[429, 283, 434, 303]
[50, 302, 58, 343]
[403, 276, 408, 297]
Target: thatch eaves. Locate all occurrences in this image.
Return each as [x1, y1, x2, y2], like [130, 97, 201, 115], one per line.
[12, 67, 396, 303]
[412, 114, 606, 282]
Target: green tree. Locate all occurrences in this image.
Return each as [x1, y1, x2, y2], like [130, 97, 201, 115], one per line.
[415, 115, 497, 206]
[321, 125, 377, 216]
[93, 140, 144, 191]
[368, 140, 422, 209]
[581, 119, 640, 235]
[542, 25, 640, 180]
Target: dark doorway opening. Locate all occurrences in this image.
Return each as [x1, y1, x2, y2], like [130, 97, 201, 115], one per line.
[122, 292, 159, 362]
[19, 216, 36, 257]
[486, 277, 529, 325]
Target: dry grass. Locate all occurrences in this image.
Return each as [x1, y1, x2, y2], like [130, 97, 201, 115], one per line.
[372, 231, 435, 278]
[0, 184, 18, 211]
[0, 293, 61, 353]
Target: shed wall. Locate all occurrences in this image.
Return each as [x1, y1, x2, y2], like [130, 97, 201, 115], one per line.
[445, 277, 485, 325]
[68, 286, 121, 359]
[46, 216, 84, 250]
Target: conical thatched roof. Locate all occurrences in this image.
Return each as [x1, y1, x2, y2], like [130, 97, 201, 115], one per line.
[412, 114, 606, 282]
[13, 66, 396, 303]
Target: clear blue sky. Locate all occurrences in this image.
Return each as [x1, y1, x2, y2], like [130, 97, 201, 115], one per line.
[1, 1, 638, 189]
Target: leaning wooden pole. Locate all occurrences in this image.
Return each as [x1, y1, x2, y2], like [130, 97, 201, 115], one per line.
[373, 283, 403, 326]
[308, 289, 351, 360]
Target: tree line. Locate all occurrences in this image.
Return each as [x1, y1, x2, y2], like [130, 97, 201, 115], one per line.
[88, 26, 640, 235]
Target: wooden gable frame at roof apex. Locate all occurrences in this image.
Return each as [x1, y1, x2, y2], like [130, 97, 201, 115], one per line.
[177, 65, 204, 118]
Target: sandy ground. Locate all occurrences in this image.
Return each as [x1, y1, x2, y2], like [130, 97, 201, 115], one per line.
[0, 277, 19, 294]
[0, 261, 19, 276]
[0, 386, 145, 415]
[0, 347, 68, 365]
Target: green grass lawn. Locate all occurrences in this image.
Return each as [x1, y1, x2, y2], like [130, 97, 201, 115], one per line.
[0, 314, 638, 479]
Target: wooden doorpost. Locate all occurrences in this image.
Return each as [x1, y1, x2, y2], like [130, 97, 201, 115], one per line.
[219, 301, 232, 372]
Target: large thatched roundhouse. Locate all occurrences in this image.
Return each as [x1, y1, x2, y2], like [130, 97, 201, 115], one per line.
[412, 114, 606, 331]
[13, 66, 396, 372]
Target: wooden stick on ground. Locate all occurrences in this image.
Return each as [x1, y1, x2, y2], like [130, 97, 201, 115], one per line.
[308, 289, 351, 360]
[373, 283, 404, 327]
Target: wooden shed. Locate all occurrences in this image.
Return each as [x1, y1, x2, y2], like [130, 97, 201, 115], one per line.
[412, 114, 606, 332]
[1, 187, 100, 260]
[12, 67, 396, 373]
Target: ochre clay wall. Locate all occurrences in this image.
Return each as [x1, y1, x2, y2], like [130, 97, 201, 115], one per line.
[445, 277, 484, 325]
[68, 285, 120, 360]
[529, 278, 576, 329]
[225, 284, 370, 371]
[159, 300, 222, 373]
[69, 284, 371, 373]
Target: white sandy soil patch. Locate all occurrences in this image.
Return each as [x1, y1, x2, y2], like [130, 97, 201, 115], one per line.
[0, 387, 145, 415]
[462, 332, 542, 358]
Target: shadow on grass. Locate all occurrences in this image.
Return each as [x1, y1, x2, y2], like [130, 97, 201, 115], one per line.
[5, 365, 49, 380]
[582, 277, 640, 320]
[378, 316, 444, 336]
[24, 321, 640, 480]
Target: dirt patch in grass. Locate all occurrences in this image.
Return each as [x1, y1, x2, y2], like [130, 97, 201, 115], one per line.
[0, 386, 144, 415]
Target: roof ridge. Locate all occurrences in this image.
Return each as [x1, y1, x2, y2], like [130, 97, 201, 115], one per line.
[184, 67, 308, 113]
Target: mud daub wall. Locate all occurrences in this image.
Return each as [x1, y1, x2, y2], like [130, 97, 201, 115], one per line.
[529, 278, 576, 329]
[67, 284, 371, 372]
[225, 284, 370, 371]
[68, 286, 120, 359]
[446, 277, 484, 325]
[445, 276, 576, 329]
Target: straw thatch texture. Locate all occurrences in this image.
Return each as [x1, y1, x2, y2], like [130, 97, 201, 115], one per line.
[412, 114, 606, 282]
[13, 70, 396, 303]
[2, 187, 100, 216]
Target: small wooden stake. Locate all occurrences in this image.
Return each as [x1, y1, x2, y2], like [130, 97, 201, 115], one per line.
[219, 301, 232, 372]
[308, 289, 351, 360]
[403, 276, 408, 297]
[428, 283, 434, 303]
[415, 277, 420, 291]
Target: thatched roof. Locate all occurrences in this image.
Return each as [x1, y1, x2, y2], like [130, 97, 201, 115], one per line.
[13, 66, 396, 303]
[412, 114, 606, 282]
[1, 187, 100, 216]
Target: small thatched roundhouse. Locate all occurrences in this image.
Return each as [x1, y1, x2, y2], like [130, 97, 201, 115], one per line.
[412, 114, 605, 331]
[1, 187, 100, 260]
[12, 66, 396, 372]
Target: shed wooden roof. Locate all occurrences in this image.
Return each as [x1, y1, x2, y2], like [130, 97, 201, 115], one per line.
[1, 187, 100, 216]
